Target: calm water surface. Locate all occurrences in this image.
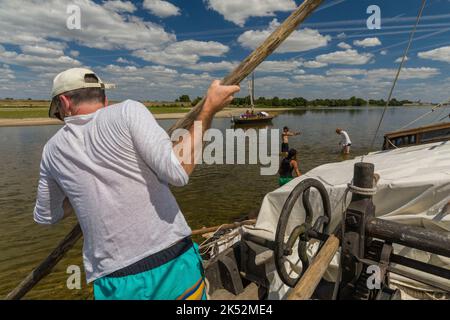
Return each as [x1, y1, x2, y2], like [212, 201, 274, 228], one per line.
[0, 107, 443, 299]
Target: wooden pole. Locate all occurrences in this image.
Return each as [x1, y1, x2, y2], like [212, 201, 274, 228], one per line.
[5, 224, 82, 300]
[288, 235, 340, 300]
[5, 219, 256, 300]
[168, 0, 323, 135]
[5, 0, 323, 300]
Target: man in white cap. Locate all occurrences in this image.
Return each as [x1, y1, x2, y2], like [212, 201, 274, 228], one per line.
[33, 68, 240, 300]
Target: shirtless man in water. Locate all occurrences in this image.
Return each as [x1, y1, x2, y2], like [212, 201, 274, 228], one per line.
[281, 126, 301, 154]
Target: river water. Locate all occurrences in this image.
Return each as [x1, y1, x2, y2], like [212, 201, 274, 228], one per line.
[0, 107, 442, 299]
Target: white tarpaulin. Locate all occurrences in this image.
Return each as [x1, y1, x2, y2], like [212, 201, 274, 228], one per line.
[243, 141, 450, 299]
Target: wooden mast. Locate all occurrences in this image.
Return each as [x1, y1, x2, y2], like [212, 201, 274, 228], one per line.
[5, 0, 324, 300]
[248, 73, 255, 111]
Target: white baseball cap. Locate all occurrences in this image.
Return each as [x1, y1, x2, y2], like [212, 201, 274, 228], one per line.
[49, 68, 115, 118]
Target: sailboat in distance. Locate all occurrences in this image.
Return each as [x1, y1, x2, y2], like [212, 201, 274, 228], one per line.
[231, 73, 276, 125]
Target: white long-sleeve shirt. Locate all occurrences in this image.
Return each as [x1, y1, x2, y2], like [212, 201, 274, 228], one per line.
[33, 100, 191, 283]
[339, 130, 352, 146]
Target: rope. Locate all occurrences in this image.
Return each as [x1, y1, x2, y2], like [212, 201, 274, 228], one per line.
[438, 113, 450, 122]
[398, 99, 450, 130]
[366, 0, 427, 156]
[347, 183, 378, 196]
[386, 138, 399, 149]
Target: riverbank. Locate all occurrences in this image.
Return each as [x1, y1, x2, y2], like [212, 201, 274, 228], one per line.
[0, 107, 294, 127]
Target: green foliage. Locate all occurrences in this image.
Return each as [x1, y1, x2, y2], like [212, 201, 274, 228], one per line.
[230, 96, 412, 107]
[177, 95, 191, 103]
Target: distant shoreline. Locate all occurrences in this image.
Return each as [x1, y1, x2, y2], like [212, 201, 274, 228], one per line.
[0, 107, 294, 128]
[0, 105, 433, 128]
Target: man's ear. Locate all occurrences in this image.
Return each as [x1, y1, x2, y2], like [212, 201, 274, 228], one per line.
[59, 95, 71, 116]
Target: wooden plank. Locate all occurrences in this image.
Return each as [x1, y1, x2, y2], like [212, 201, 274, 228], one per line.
[288, 235, 340, 300]
[384, 122, 450, 138]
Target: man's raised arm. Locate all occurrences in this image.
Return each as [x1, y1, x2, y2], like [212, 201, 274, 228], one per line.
[173, 80, 240, 176]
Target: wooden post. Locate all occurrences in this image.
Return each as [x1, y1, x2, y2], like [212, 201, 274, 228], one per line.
[5, 224, 82, 300]
[5, 0, 323, 300]
[168, 0, 323, 135]
[288, 235, 340, 300]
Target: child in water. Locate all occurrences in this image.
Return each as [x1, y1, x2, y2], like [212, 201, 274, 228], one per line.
[278, 149, 302, 186]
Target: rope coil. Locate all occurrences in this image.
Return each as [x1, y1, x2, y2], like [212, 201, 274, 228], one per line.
[347, 183, 378, 196]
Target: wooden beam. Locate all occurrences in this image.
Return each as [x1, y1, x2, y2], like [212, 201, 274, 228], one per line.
[168, 0, 323, 135]
[288, 235, 340, 300]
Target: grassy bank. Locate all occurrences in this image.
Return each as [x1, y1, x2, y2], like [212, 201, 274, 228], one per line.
[0, 99, 192, 119]
[0, 106, 191, 119]
[0, 108, 49, 119]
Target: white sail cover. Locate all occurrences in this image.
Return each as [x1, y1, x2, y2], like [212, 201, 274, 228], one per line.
[243, 141, 450, 299]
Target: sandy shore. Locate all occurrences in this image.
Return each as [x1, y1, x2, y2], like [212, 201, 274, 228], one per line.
[0, 107, 294, 128]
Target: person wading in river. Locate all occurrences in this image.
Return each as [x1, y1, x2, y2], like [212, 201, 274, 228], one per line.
[281, 126, 301, 155]
[278, 149, 301, 186]
[336, 128, 352, 155]
[33, 68, 240, 300]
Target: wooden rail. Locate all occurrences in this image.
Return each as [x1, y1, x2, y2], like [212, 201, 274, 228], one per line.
[288, 235, 340, 300]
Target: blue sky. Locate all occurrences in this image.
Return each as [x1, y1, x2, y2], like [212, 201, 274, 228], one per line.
[1, 0, 450, 102]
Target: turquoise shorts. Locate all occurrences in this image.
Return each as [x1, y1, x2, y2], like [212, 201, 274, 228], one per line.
[93, 243, 207, 300]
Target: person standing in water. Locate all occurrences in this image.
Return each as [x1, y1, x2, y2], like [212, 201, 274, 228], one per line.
[278, 149, 301, 186]
[281, 126, 301, 154]
[336, 128, 352, 154]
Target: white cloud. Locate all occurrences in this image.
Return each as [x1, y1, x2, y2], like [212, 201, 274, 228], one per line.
[238, 19, 330, 53]
[257, 60, 303, 73]
[367, 67, 440, 80]
[103, 0, 136, 13]
[0, 45, 82, 71]
[337, 42, 351, 50]
[20, 45, 65, 58]
[143, 0, 181, 18]
[353, 37, 382, 48]
[205, 0, 296, 26]
[395, 56, 409, 63]
[133, 40, 229, 66]
[100, 64, 213, 100]
[116, 57, 135, 64]
[418, 46, 450, 63]
[303, 60, 328, 68]
[326, 69, 367, 76]
[0, 64, 15, 82]
[291, 67, 440, 94]
[70, 50, 80, 57]
[187, 61, 237, 72]
[0, 0, 175, 51]
[294, 74, 355, 87]
[380, 50, 388, 56]
[315, 49, 374, 65]
[165, 40, 229, 57]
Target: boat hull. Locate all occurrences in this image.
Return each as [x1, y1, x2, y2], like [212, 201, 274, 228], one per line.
[232, 116, 275, 125]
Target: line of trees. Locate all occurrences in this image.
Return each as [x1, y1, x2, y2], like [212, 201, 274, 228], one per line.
[177, 95, 412, 107]
[230, 96, 412, 107]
